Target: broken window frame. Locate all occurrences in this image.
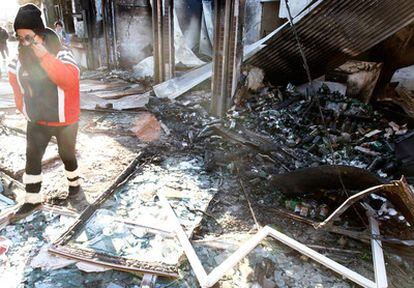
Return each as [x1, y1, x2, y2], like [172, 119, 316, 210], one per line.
[48, 152, 180, 278]
[2, 203, 165, 287]
[160, 193, 388, 288]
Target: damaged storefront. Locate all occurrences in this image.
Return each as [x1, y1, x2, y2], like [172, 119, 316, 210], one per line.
[1, 0, 414, 287]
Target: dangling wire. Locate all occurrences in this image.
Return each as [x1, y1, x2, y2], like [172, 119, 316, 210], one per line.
[283, 0, 368, 227]
[283, 0, 313, 86]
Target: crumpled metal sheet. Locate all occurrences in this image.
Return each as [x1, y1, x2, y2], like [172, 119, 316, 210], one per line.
[247, 0, 414, 85]
[270, 165, 384, 195]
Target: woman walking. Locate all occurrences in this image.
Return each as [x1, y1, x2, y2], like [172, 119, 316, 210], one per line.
[8, 4, 81, 216]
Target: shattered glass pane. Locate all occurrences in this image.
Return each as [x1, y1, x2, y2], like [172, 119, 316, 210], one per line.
[68, 156, 218, 267]
[74, 210, 181, 265]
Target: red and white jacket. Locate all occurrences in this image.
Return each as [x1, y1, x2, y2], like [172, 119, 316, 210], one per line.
[8, 49, 80, 126]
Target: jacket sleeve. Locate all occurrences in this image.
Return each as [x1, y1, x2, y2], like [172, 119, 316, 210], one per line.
[8, 72, 24, 113]
[39, 52, 79, 91]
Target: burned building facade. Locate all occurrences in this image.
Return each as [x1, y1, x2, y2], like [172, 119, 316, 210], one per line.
[39, 0, 287, 71]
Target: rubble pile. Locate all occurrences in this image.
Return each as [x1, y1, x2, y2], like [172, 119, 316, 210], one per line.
[148, 94, 212, 149]
[148, 87, 414, 234]
[225, 84, 411, 178]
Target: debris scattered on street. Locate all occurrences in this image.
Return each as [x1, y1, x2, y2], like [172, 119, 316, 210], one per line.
[52, 155, 220, 276]
[1, 1, 414, 287]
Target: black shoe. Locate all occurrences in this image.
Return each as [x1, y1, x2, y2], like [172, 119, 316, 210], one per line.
[11, 203, 41, 222]
[68, 185, 81, 198]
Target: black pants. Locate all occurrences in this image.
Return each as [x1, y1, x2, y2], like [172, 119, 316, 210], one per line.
[25, 121, 78, 192]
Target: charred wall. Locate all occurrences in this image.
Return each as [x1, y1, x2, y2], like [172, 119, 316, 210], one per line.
[174, 0, 202, 50]
[114, 0, 152, 68]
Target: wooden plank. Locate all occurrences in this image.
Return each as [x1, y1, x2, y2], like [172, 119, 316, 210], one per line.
[88, 88, 146, 100]
[80, 80, 129, 92]
[1, 204, 77, 229]
[80, 92, 150, 111]
[41, 204, 79, 217]
[49, 245, 178, 278]
[159, 194, 209, 287]
[153, 63, 212, 99]
[0, 203, 25, 228]
[265, 226, 376, 288]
